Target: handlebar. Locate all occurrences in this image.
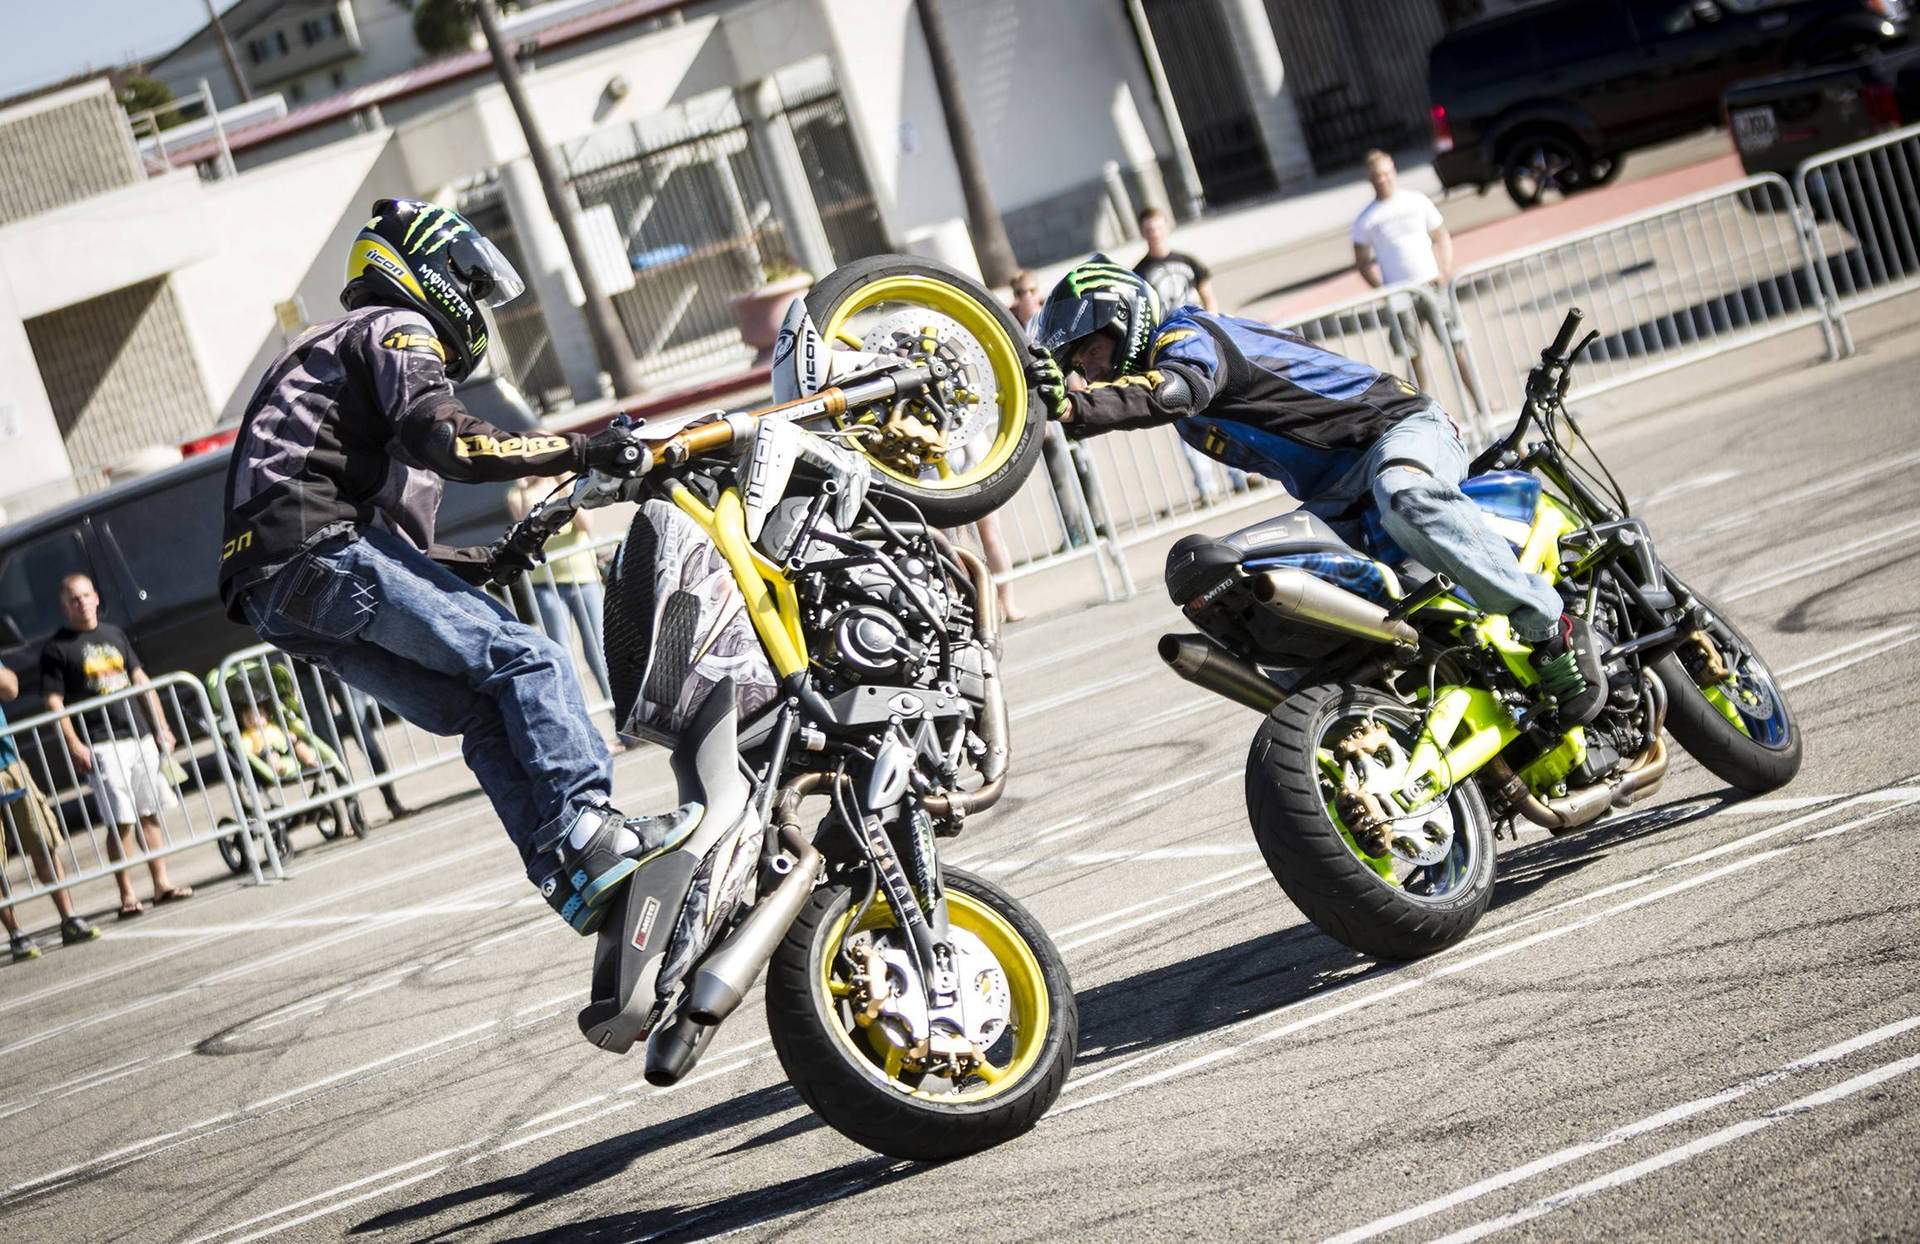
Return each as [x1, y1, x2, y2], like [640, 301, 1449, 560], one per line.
[487, 365, 938, 584]
[1466, 307, 1586, 476]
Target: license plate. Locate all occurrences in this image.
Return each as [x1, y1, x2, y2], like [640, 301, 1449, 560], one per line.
[1732, 106, 1778, 152]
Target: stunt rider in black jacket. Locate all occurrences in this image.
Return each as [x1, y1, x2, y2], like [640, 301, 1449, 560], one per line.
[1025, 258, 1605, 724]
[220, 198, 689, 936]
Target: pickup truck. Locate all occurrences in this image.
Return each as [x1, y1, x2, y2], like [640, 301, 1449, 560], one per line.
[1430, 0, 1909, 208]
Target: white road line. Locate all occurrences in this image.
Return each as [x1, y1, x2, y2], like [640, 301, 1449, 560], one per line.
[1630, 468, 1741, 507]
[1055, 863, 1268, 937]
[1011, 671, 1149, 719]
[1695, 448, 1920, 536]
[1781, 626, 1920, 691]
[1048, 792, 1920, 1118]
[952, 766, 1233, 871]
[1432, 1049, 1920, 1243]
[1060, 872, 1273, 953]
[1720, 515, 1920, 602]
[1323, 1015, 1920, 1243]
[1006, 615, 1173, 675]
[1775, 624, 1920, 676]
[976, 843, 1262, 871]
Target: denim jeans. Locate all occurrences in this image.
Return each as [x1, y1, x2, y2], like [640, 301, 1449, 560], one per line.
[1305, 405, 1564, 642]
[531, 580, 611, 699]
[241, 528, 611, 860]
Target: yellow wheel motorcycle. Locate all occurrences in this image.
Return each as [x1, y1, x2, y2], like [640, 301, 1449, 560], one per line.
[494, 255, 1072, 1162]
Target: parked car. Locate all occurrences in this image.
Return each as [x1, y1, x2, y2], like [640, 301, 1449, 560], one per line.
[0, 375, 543, 719]
[1429, 0, 1908, 208]
[1725, 44, 1920, 176]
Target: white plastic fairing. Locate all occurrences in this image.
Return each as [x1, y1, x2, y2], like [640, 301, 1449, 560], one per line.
[771, 299, 827, 403]
[740, 419, 872, 541]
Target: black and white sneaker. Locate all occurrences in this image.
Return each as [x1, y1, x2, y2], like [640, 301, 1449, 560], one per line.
[60, 916, 100, 946]
[530, 800, 700, 935]
[10, 933, 40, 962]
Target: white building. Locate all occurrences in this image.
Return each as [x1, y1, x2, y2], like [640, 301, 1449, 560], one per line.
[0, 0, 1448, 521]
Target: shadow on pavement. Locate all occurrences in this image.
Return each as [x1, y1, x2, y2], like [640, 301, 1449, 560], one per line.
[349, 1083, 802, 1241]
[483, 1153, 926, 1243]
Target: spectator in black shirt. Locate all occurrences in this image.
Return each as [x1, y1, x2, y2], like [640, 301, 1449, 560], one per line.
[1134, 206, 1248, 500]
[40, 575, 192, 918]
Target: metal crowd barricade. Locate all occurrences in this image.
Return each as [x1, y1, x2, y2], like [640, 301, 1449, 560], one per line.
[0, 672, 263, 915]
[1281, 280, 1494, 442]
[947, 425, 1136, 601]
[1792, 120, 1920, 357]
[1447, 173, 1841, 425]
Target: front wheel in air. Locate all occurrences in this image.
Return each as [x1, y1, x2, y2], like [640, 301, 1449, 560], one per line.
[1245, 683, 1496, 960]
[801, 255, 1045, 527]
[764, 866, 1076, 1161]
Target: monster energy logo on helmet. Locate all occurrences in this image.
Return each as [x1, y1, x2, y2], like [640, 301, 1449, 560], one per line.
[341, 197, 525, 383]
[1035, 254, 1162, 379]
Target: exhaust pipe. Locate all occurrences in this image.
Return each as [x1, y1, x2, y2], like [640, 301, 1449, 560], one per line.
[1489, 673, 1672, 833]
[644, 1012, 717, 1086]
[1251, 568, 1419, 649]
[681, 824, 823, 1026]
[1158, 633, 1285, 713]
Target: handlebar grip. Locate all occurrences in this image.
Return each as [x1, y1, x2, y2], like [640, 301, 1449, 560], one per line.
[1547, 308, 1584, 361]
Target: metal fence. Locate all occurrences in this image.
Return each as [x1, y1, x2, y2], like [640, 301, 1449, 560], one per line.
[976, 131, 1918, 604]
[1449, 173, 1841, 422]
[1, 672, 262, 915]
[1794, 120, 1920, 357]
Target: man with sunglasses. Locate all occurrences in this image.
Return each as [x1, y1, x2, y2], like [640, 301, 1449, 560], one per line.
[1025, 258, 1606, 726]
[219, 198, 689, 945]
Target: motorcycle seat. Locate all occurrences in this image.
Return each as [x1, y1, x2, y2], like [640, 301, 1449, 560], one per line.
[1165, 510, 1375, 607]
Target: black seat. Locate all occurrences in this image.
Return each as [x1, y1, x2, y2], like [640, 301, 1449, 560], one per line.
[1165, 511, 1361, 606]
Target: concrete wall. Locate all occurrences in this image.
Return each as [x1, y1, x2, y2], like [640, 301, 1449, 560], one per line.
[169, 130, 410, 421]
[0, 278, 70, 518]
[0, 81, 145, 226]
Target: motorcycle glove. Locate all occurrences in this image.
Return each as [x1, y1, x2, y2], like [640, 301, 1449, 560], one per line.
[1025, 345, 1070, 420]
[486, 535, 540, 585]
[581, 425, 648, 476]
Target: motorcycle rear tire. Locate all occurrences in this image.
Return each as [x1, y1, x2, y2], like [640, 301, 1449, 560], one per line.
[802, 255, 1045, 528]
[764, 866, 1076, 1161]
[1246, 683, 1496, 960]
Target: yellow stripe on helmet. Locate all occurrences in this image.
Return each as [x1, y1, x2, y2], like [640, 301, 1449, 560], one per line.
[348, 236, 428, 303]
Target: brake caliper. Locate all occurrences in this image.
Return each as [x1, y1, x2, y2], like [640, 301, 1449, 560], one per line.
[1334, 720, 1396, 858]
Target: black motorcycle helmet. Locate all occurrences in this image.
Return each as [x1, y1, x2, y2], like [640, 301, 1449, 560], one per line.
[341, 198, 525, 380]
[1032, 256, 1162, 383]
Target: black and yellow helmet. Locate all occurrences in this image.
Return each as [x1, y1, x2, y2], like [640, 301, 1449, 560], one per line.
[1033, 256, 1162, 382]
[341, 198, 525, 380]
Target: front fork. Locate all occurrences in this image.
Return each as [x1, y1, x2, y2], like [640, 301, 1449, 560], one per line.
[842, 731, 958, 1011]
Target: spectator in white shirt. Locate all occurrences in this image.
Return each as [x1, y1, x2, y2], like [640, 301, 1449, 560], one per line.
[1351, 150, 1482, 410]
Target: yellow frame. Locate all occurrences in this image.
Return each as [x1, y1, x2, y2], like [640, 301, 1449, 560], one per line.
[666, 482, 810, 679]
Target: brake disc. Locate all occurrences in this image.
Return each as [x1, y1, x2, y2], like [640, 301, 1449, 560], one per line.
[860, 308, 1000, 459]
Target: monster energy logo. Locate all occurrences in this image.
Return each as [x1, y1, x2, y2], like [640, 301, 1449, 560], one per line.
[402, 205, 471, 256]
[1066, 262, 1137, 296]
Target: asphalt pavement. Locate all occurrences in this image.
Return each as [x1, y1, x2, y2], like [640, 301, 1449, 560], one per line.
[2, 299, 1918, 1242]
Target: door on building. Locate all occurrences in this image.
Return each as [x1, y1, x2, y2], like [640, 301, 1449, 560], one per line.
[1263, 0, 1449, 174]
[1143, 0, 1278, 206]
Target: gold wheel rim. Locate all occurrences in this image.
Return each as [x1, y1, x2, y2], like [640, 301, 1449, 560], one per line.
[819, 274, 1029, 490]
[818, 889, 1051, 1104]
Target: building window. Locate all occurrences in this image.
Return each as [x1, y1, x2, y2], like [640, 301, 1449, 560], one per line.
[287, 81, 305, 103]
[275, 30, 289, 55]
[301, 17, 327, 44]
[246, 37, 272, 64]
[330, 68, 347, 88]
[330, 11, 345, 36]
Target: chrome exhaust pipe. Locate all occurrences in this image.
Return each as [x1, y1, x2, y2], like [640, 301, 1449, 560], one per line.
[1251, 568, 1419, 649]
[682, 824, 824, 1026]
[1158, 633, 1285, 713]
[1490, 673, 1674, 833]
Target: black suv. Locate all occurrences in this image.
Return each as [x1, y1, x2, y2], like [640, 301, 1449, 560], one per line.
[1430, 0, 1907, 207]
[0, 376, 542, 716]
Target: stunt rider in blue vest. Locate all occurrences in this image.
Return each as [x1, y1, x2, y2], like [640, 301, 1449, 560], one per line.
[1024, 258, 1605, 724]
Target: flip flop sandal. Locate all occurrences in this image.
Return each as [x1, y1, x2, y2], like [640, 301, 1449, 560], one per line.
[118, 904, 146, 920]
[154, 887, 194, 904]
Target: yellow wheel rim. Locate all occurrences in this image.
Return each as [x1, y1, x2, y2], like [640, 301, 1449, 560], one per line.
[818, 888, 1051, 1104]
[818, 274, 1029, 490]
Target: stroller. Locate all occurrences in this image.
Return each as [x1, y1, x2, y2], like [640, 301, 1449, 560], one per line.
[205, 660, 368, 874]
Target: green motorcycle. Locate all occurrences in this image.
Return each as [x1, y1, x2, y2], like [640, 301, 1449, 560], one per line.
[1160, 309, 1801, 959]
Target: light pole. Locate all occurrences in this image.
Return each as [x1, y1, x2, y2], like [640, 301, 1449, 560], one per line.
[472, 0, 644, 398]
[913, 0, 1018, 287]
[201, 0, 252, 103]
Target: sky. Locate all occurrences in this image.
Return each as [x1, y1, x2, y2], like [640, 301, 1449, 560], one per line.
[0, 1, 212, 99]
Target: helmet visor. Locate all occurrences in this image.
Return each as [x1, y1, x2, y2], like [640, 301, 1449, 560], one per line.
[1032, 296, 1119, 357]
[448, 233, 525, 308]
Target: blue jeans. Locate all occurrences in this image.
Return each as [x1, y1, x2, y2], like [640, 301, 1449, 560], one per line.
[1306, 406, 1564, 642]
[531, 581, 611, 700]
[241, 529, 611, 860]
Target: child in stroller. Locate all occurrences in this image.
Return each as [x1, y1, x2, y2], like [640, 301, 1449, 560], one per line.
[207, 660, 369, 873]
